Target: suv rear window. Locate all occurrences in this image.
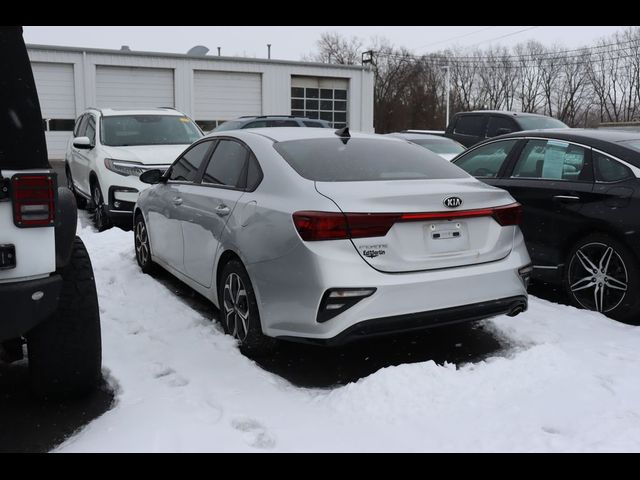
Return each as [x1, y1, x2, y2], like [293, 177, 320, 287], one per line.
[273, 138, 469, 182]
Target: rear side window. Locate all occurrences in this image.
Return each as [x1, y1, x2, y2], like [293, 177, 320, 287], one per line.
[454, 140, 518, 178]
[303, 121, 326, 128]
[266, 120, 299, 127]
[202, 140, 249, 189]
[454, 115, 484, 136]
[169, 141, 213, 183]
[594, 151, 633, 182]
[274, 138, 468, 182]
[512, 139, 588, 181]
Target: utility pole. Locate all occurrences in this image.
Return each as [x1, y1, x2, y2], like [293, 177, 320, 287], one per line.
[442, 65, 451, 128]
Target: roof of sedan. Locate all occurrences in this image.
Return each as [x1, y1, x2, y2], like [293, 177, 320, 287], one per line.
[387, 132, 456, 142]
[98, 108, 186, 117]
[206, 127, 400, 143]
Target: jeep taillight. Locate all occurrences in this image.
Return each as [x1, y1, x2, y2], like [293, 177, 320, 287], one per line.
[11, 174, 56, 228]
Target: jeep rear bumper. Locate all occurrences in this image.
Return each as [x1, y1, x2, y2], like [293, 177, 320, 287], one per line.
[0, 274, 62, 341]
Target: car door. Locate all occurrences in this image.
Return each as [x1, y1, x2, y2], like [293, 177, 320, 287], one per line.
[179, 139, 250, 288]
[498, 138, 595, 267]
[147, 140, 215, 271]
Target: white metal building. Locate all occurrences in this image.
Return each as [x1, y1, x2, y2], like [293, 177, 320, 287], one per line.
[26, 44, 375, 159]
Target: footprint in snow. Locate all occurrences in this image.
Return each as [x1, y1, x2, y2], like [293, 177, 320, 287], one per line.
[153, 365, 190, 387]
[231, 417, 276, 449]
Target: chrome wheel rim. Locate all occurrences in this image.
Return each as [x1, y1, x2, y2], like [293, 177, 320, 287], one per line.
[568, 242, 628, 313]
[135, 220, 150, 266]
[223, 273, 249, 342]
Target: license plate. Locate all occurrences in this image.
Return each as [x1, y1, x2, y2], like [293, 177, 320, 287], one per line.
[425, 222, 469, 253]
[0, 244, 16, 270]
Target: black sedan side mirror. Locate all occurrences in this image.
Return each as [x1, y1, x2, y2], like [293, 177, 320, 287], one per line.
[140, 169, 164, 185]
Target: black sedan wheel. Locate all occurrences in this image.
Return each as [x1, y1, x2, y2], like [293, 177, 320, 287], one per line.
[566, 234, 640, 323]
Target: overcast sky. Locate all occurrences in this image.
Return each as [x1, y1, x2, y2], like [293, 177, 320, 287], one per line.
[23, 26, 630, 60]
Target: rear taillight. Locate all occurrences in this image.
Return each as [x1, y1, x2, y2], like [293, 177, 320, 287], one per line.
[293, 202, 522, 241]
[491, 203, 522, 226]
[11, 174, 56, 228]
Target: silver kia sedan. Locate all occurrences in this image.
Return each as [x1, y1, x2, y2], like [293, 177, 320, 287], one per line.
[134, 128, 531, 354]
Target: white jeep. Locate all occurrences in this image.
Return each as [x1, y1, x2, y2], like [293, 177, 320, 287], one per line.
[0, 26, 102, 397]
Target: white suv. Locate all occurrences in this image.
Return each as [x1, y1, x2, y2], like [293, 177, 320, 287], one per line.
[65, 108, 203, 230]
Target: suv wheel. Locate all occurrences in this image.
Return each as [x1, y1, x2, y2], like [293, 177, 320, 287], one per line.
[65, 164, 87, 210]
[218, 260, 277, 356]
[565, 233, 640, 323]
[27, 237, 102, 397]
[91, 179, 112, 232]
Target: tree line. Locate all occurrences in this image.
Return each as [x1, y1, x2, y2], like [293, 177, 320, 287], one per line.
[308, 28, 640, 133]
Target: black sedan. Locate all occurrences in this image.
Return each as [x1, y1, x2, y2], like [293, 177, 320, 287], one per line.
[452, 129, 640, 322]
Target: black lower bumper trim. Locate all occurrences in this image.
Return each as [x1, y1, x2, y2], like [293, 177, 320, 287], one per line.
[278, 296, 528, 346]
[0, 274, 62, 341]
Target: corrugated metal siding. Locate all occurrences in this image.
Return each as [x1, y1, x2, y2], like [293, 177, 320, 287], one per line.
[96, 66, 175, 108]
[31, 62, 76, 118]
[193, 71, 261, 120]
[45, 132, 72, 159]
[291, 76, 349, 89]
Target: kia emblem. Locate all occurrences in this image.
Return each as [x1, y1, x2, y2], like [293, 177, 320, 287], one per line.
[443, 196, 463, 208]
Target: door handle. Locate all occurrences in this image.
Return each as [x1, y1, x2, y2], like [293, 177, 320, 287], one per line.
[215, 204, 231, 216]
[553, 195, 580, 203]
[173, 197, 183, 206]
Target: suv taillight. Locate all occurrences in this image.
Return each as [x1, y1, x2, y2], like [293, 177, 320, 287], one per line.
[11, 174, 56, 228]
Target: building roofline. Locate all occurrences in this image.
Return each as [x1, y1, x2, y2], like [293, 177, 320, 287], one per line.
[26, 43, 369, 72]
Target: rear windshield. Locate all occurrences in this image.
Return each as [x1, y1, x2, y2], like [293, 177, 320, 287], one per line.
[517, 116, 568, 130]
[101, 115, 202, 147]
[273, 138, 469, 182]
[412, 139, 466, 155]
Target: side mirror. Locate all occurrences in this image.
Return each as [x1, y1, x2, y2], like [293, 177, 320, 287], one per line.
[73, 136, 93, 149]
[140, 169, 164, 185]
[495, 128, 513, 136]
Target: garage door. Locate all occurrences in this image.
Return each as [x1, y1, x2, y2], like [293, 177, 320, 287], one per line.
[96, 66, 174, 109]
[31, 62, 76, 159]
[194, 71, 261, 129]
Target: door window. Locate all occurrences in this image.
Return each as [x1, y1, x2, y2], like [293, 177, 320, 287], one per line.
[168, 141, 213, 183]
[512, 139, 588, 181]
[85, 116, 96, 145]
[453, 115, 484, 136]
[202, 140, 249, 189]
[487, 116, 517, 137]
[453, 140, 518, 178]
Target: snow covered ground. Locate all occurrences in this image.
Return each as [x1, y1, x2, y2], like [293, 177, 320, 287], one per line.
[57, 219, 640, 452]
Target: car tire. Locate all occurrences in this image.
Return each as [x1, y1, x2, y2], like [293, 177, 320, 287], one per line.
[65, 163, 87, 210]
[565, 233, 640, 323]
[218, 259, 277, 356]
[134, 213, 156, 274]
[27, 237, 102, 398]
[91, 179, 112, 232]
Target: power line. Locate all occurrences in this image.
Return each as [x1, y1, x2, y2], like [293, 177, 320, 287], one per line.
[467, 26, 540, 47]
[416, 26, 498, 51]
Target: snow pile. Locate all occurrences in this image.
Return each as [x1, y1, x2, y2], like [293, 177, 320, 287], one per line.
[57, 222, 640, 452]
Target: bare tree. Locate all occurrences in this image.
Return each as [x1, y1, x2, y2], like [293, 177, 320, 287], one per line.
[306, 32, 363, 65]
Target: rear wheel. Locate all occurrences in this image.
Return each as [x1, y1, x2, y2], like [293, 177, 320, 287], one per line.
[218, 260, 277, 356]
[565, 234, 640, 323]
[91, 179, 112, 232]
[27, 237, 102, 398]
[65, 164, 87, 210]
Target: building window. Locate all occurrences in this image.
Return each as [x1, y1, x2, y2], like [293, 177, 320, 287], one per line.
[291, 87, 348, 128]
